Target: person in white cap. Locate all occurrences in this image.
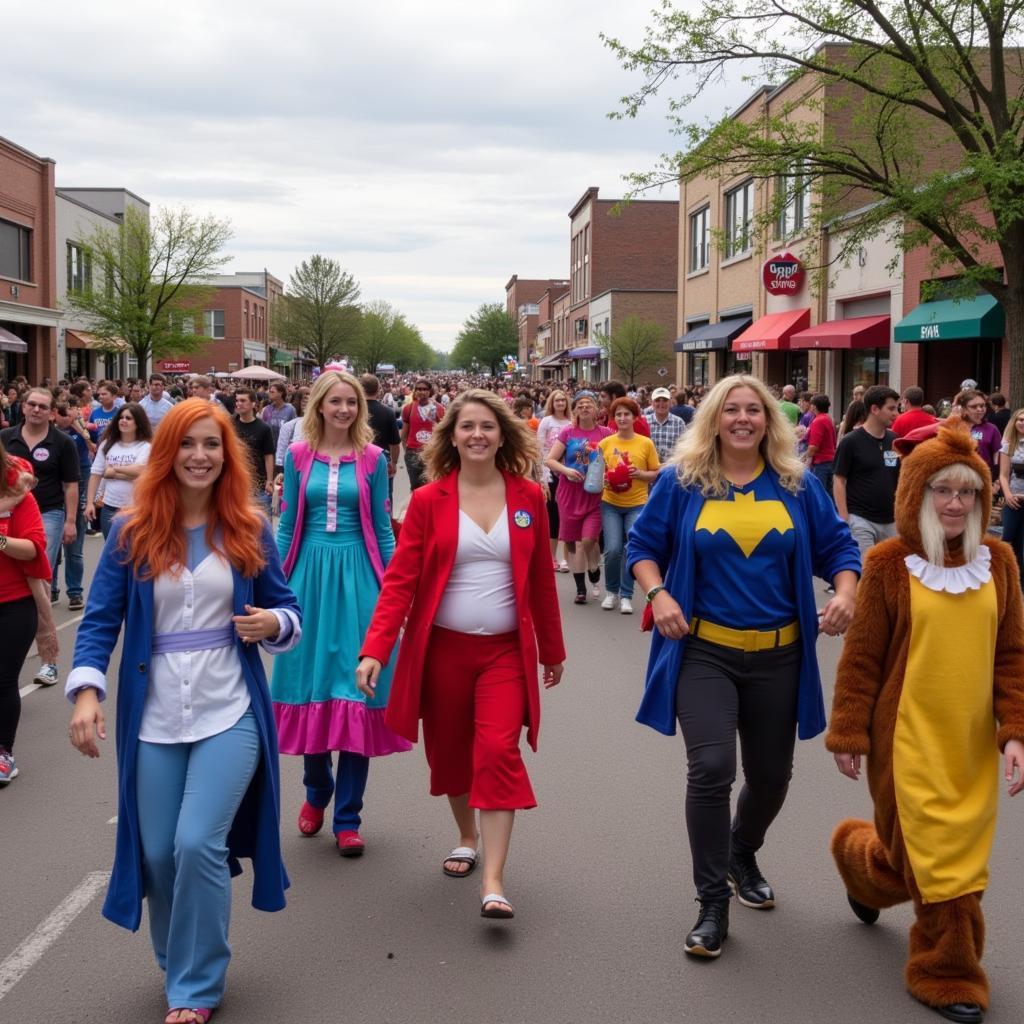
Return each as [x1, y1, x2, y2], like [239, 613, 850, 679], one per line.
[642, 387, 687, 462]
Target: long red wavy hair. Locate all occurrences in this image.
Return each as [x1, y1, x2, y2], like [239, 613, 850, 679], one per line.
[118, 398, 267, 579]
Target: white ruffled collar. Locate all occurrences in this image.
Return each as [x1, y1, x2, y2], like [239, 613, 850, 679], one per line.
[904, 545, 991, 594]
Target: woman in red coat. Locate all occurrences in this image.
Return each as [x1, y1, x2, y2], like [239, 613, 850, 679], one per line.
[357, 389, 566, 920]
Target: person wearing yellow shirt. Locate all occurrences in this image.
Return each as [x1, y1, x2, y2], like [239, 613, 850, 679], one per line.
[598, 398, 660, 614]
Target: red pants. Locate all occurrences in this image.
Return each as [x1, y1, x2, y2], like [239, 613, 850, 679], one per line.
[421, 626, 536, 810]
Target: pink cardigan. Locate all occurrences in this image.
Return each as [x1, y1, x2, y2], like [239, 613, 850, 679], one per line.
[280, 440, 387, 581]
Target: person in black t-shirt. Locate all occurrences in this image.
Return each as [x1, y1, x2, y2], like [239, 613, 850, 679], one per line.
[232, 389, 275, 514]
[833, 385, 900, 557]
[360, 374, 402, 506]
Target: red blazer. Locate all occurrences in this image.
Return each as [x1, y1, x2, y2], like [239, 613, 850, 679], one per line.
[362, 469, 566, 751]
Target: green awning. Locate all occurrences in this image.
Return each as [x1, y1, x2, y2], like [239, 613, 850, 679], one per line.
[270, 347, 294, 365]
[893, 295, 1004, 343]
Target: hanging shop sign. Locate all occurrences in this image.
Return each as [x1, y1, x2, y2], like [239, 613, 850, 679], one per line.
[762, 252, 805, 295]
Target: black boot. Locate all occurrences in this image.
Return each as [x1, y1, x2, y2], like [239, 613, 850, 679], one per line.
[846, 892, 880, 925]
[934, 1004, 984, 1024]
[684, 898, 730, 958]
[728, 848, 775, 909]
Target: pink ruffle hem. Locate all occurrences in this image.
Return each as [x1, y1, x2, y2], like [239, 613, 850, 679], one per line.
[274, 700, 413, 757]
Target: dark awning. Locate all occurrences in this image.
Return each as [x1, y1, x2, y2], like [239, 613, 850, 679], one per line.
[0, 326, 28, 353]
[894, 295, 1004, 343]
[569, 345, 601, 359]
[673, 317, 752, 353]
[788, 315, 891, 351]
[537, 349, 570, 366]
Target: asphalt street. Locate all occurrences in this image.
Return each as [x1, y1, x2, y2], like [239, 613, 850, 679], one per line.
[2, 479, 1023, 1024]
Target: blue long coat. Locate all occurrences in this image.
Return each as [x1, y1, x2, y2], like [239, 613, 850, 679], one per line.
[626, 465, 861, 740]
[71, 519, 300, 931]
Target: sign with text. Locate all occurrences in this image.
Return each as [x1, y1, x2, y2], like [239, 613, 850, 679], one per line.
[762, 252, 805, 295]
[159, 360, 191, 372]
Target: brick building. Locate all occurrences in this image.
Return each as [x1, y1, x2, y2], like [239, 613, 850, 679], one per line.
[155, 281, 269, 375]
[566, 187, 677, 383]
[505, 276, 568, 373]
[0, 135, 59, 382]
[894, 208, 1009, 403]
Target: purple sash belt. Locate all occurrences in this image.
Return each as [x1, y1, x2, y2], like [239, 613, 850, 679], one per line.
[151, 624, 235, 655]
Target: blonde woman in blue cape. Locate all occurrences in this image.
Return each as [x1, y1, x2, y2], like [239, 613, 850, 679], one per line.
[271, 369, 411, 857]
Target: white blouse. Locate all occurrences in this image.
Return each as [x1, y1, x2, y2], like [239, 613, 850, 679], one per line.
[434, 508, 517, 635]
[138, 553, 251, 743]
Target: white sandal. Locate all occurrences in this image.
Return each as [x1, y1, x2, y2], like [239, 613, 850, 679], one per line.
[480, 892, 514, 919]
[442, 846, 478, 877]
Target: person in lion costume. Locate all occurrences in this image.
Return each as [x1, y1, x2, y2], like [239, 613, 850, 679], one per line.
[826, 423, 1024, 1024]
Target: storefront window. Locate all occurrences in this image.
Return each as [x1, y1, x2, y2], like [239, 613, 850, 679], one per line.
[688, 353, 710, 386]
[725, 351, 751, 377]
[841, 349, 890, 403]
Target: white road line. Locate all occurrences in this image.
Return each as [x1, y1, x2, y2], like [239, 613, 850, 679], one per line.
[0, 871, 110, 1001]
[17, 683, 42, 699]
[107, 816, 118, 825]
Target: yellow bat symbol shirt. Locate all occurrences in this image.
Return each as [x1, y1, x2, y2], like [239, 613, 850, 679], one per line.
[695, 490, 794, 558]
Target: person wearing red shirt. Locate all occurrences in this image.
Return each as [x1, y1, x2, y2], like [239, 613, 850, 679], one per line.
[804, 394, 838, 495]
[892, 387, 938, 438]
[400, 379, 440, 491]
[0, 445, 52, 785]
[598, 381, 651, 437]
[357, 389, 565, 921]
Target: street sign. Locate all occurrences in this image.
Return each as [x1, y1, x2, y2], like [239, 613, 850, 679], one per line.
[657, 367, 668, 377]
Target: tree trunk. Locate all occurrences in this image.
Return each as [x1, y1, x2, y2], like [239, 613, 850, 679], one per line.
[1002, 256, 1024, 409]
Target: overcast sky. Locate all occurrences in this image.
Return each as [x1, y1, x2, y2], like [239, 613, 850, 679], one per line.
[6, 0, 738, 351]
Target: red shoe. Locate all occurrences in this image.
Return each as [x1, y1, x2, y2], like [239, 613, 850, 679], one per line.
[336, 830, 365, 857]
[297, 801, 325, 837]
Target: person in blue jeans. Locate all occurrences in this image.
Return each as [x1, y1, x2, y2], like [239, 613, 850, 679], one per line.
[998, 407, 1024, 584]
[55, 398, 92, 610]
[596, 398, 661, 615]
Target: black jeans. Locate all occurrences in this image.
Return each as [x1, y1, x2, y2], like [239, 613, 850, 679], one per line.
[675, 635, 801, 901]
[0, 596, 39, 751]
[404, 449, 428, 491]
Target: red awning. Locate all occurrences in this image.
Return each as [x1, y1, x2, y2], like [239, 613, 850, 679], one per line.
[788, 315, 891, 351]
[731, 308, 811, 352]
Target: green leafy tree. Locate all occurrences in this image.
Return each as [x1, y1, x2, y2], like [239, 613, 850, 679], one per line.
[431, 348, 452, 370]
[272, 256, 362, 369]
[601, 316, 667, 385]
[64, 206, 231, 376]
[350, 300, 402, 373]
[389, 318, 434, 372]
[450, 303, 518, 375]
[603, 2, 1024, 402]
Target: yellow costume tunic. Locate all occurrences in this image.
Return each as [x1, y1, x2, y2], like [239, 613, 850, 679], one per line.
[895, 575, 1000, 902]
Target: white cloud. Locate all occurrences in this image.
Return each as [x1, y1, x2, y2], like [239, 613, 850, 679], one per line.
[6, 0, 741, 350]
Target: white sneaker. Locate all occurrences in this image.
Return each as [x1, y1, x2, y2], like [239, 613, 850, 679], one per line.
[601, 593, 618, 610]
[34, 664, 59, 687]
[558, 561, 570, 573]
[620, 598, 634, 615]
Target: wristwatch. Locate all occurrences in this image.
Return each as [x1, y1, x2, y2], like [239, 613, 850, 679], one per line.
[645, 583, 666, 603]
[0, 533, 8, 552]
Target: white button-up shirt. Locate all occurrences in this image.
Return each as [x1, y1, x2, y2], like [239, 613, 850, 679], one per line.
[139, 553, 251, 743]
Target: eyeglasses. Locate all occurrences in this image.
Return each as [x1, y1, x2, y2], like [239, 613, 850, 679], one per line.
[929, 485, 978, 503]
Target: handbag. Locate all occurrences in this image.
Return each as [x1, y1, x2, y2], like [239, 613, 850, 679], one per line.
[583, 447, 605, 494]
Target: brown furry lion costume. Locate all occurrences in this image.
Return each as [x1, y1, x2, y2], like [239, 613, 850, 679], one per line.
[826, 424, 1024, 1019]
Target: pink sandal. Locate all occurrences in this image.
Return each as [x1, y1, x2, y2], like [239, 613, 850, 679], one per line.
[164, 1009, 213, 1024]
[297, 801, 325, 836]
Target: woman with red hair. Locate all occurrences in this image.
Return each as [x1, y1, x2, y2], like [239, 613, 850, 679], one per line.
[66, 399, 301, 1024]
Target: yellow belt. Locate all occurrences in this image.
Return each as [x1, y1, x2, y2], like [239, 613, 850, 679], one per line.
[690, 617, 799, 652]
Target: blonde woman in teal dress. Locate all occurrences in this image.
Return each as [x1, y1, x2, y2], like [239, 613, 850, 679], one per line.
[272, 369, 411, 856]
